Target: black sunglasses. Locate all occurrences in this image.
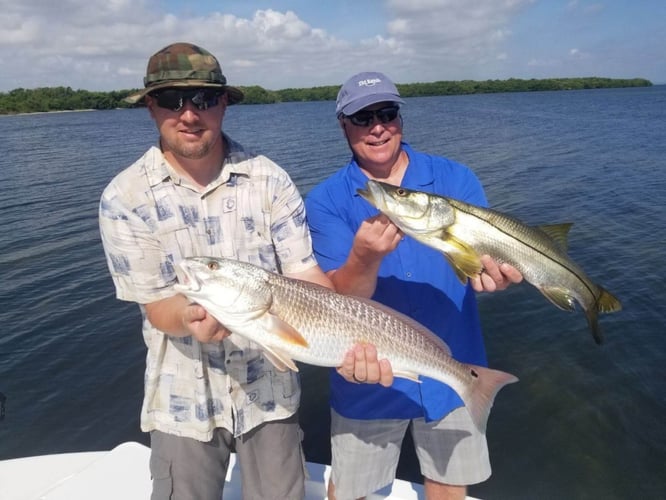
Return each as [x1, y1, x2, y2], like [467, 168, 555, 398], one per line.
[345, 105, 400, 127]
[151, 88, 224, 112]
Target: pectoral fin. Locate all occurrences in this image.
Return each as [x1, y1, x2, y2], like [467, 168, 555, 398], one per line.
[253, 312, 307, 371]
[263, 347, 300, 373]
[437, 233, 483, 284]
[264, 313, 309, 347]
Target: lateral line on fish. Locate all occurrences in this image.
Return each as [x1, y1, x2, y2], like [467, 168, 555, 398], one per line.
[451, 201, 602, 303]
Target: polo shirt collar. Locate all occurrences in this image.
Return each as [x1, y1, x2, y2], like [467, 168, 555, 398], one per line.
[349, 142, 435, 194]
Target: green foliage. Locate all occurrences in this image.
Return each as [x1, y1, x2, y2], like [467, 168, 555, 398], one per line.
[275, 85, 339, 102]
[394, 77, 652, 97]
[0, 78, 653, 115]
[0, 86, 135, 114]
[238, 86, 280, 104]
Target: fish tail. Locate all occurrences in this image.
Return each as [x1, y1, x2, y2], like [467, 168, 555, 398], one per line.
[464, 365, 518, 433]
[586, 286, 622, 345]
[585, 308, 603, 345]
[596, 286, 622, 313]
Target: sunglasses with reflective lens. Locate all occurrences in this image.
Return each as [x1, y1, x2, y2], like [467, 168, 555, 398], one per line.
[151, 88, 223, 112]
[346, 105, 400, 127]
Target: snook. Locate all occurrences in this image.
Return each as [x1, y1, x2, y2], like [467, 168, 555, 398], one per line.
[358, 180, 621, 344]
[175, 257, 517, 433]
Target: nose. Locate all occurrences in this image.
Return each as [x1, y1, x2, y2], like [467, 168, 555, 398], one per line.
[368, 116, 387, 132]
[178, 100, 201, 120]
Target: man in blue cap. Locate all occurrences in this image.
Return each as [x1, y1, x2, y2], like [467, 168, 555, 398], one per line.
[306, 71, 522, 500]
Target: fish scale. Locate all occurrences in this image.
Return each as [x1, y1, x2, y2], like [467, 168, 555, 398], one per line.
[175, 256, 518, 433]
[358, 179, 622, 344]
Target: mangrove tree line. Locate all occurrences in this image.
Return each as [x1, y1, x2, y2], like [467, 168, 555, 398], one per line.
[0, 77, 652, 115]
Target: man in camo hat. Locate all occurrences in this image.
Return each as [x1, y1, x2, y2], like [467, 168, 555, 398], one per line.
[124, 42, 244, 105]
[100, 42, 345, 499]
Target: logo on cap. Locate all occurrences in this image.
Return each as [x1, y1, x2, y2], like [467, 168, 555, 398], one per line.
[358, 78, 382, 87]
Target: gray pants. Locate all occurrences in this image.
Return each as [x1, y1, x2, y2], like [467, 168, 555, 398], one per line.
[150, 415, 305, 499]
[330, 407, 490, 499]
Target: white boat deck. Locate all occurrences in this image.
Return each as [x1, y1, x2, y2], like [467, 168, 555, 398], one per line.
[0, 441, 431, 499]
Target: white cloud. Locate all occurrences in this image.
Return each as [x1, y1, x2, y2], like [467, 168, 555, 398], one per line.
[0, 0, 661, 91]
[373, 0, 534, 81]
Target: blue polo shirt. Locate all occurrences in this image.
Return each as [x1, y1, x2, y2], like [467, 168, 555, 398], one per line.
[305, 142, 489, 421]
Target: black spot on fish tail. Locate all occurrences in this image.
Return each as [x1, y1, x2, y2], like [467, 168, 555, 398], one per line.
[465, 365, 518, 433]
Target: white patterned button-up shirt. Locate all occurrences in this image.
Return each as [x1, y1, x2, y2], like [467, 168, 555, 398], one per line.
[99, 135, 317, 441]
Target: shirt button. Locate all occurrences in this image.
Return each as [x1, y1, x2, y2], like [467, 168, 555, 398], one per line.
[406, 272, 412, 278]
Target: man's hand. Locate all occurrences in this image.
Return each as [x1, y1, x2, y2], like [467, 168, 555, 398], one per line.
[469, 255, 523, 292]
[330, 214, 402, 298]
[336, 343, 394, 387]
[182, 303, 232, 343]
[144, 295, 231, 343]
[351, 214, 403, 263]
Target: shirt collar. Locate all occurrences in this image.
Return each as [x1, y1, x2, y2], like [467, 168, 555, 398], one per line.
[349, 142, 434, 194]
[143, 133, 251, 190]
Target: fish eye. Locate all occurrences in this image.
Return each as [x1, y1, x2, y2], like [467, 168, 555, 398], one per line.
[207, 261, 219, 271]
[396, 188, 407, 196]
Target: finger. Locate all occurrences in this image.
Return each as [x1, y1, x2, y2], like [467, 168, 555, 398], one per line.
[182, 304, 199, 325]
[481, 271, 498, 292]
[352, 344, 368, 382]
[363, 345, 381, 383]
[469, 274, 484, 292]
[376, 213, 392, 224]
[211, 329, 230, 342]
[480, 255, 501, 282]
[217, 325, 232, 340]
[378, 359, 394, 387]
[500, 263, 523, 284]
[336, 350, 358, 383]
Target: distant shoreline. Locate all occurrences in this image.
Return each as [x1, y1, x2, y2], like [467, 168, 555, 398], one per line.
[0, 77, 654, 115]
[0, 108, 97, 117]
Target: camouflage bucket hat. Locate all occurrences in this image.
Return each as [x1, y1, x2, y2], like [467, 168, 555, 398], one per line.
[124, 42, 244, 105]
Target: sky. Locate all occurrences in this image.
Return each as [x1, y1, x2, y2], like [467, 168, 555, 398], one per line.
[1, 0, 664, 93]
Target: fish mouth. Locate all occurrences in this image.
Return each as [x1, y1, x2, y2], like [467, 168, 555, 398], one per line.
[174, 261, 202, 293]
[357, 186, 372, 202]
[357, 180, 385, 208]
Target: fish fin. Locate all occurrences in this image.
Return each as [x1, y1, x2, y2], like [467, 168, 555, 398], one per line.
[392, 370, 422, 383]
[440, 234, 483, 283]
[596, 286, 622, 313]
[265, 313, 309, 347]
[464, 365, 519, 433]
[584, 308, 603, 345]
[262, 346, 300, 372]
[446, 258, 473, 285]
[539, 286, 577, 311]
[537, 223, 574, 251]
[584, 287, 622, 346]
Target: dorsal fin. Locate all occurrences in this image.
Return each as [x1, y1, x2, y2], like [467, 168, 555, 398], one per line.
[537, 223, 574, 251]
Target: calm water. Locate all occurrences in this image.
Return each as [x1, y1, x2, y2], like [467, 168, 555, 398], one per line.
[1, 87, 665, 499]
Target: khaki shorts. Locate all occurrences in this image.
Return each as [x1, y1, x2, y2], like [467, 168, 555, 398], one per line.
[330, 407, 491, 499]
[150, 414, 305, 500]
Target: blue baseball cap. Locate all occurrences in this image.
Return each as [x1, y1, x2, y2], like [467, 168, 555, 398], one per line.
[335, 71, 404, 117]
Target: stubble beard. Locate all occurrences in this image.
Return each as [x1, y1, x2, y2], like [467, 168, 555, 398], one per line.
[168, 136, 216, 160]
